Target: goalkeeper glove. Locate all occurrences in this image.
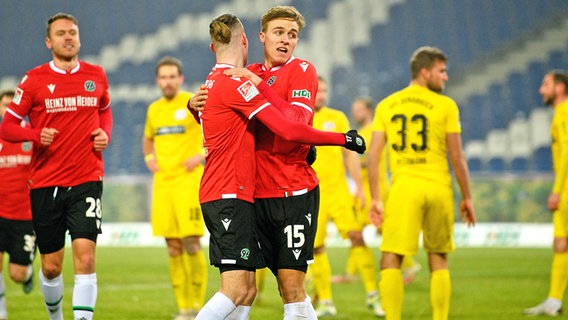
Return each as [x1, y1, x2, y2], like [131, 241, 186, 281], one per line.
[344, 130, 366, 154]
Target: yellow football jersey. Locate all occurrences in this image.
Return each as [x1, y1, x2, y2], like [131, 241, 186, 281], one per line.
[144, 91, 203, 179]
[551, 100, 568, 193]
[372, 84, 461, 187]
[312, 106, 350, 189]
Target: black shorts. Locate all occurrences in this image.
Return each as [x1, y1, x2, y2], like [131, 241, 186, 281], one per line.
[255, 186, 319, 275]
[31, 181, 103, 254]
[0, 217, 36, 265]
[201, 199, 263, 271]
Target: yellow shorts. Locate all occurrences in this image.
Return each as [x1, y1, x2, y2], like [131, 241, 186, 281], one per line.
[381, 176, 455, 256]
[314, 182, 361, 248]
[151, 174, 204, 238]
[553, 187, 568, 238]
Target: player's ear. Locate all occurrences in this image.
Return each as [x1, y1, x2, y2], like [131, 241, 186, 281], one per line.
[45, 37, 53, 50]
[259, 31, 265, 44]
[209, 42, 216, 53]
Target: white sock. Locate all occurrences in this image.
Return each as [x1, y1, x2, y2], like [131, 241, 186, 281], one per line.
[0, 272, 6, 317]
[25, 265, 33, 282]
[284, 301, 308, 320]
[73, 273, 97, 320]
[39, 269, 64, 320]
[226, 305, 251, 320]
[305, 295, 317, 320]
[195, 292, 236, 320]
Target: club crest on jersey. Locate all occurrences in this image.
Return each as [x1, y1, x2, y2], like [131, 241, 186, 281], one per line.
[291, 89, 311, 99]
[237, 80, 259, 102]
[22, 142, 32, 152]
[267, 76, 276, 86]
[84, 80, 96, 92]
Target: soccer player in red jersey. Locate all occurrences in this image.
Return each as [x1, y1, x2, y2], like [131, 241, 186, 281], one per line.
[0, 13, 112, 320]
[0, 90, 36, 320]
[194, 14, 365, 320]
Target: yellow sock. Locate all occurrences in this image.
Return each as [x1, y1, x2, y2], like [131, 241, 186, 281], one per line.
[401, 256, 415, 269]
[169, 255, 189, 310]
[345, 248, 358, 276]
[186, 251, 208, 310]
[430, 269, 451, 320]
[380, 269, 403, 320]
[256, 267, 268, 296]
[549, 252, 568, 300]
[352, 246, 378, 293]
[313, 251, 333, 301]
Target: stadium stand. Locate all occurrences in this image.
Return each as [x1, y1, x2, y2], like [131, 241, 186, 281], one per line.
[1, 0, 568, 174]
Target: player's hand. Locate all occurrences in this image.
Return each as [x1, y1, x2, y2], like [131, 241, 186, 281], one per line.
[184, 154, 204, 172]
[188, 84, 208, 112]
[548, 193, 560, 211]
[306, 146, 317, 165]
[39, 128, 59, 146]
[460, 198, 476, 227]
[145, 155, 159, 173]
[223, 68, 262, 86]
[369, 199, 384, 228]
[344, 130, 366, 154]
[91, 128, 109, 151]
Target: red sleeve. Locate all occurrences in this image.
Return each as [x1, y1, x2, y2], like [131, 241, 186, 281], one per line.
[0, 111, 41, 143]
[99, 106, 113, 141]
[257, 81, 291, 111]
[255, 106, 345, 146]
[187, 99, 201, 124]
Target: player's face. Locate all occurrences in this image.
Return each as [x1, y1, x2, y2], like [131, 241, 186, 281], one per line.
[259, 18, 299, 68]
[315, 80, 327, 111]
[156, 65, 184, 100]
[425, 60, 448, 93]
[0, 95, 12, 117]
[46, 19, 81, 61]
[539, 74, 556, 106]
[351, 100, 370, 127]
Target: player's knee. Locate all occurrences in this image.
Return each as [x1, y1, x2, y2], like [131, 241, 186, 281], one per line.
[41, 263, 63, 279]
[348, 230, 365, 246]
[9, 266, 27, 283]
[184, 237, 202, 255]
[314, 246, 325, 254]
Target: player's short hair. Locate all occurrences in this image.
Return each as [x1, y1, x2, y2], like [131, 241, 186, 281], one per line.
[0, 90, 15, 101]
[549, 70, 568, 94]
[261, 6, 305, 34]
[209, 14, 243, 46]
[46, 12, 78, 37]
[156, 56, 184, 76]
[354, 96, 374, 111]
[410, 46, 448, 79]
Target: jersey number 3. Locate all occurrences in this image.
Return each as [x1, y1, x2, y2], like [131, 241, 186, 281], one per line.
[391, 114, 428, 152]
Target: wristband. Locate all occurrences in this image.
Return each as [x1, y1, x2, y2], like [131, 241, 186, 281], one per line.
[144, 154, 155, 162]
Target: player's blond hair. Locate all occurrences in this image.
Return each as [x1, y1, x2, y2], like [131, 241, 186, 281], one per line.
[46, 12, 78, 38]
[209, 14, 243, 48]
[410, 46, 447, 79]
[261, 6, 305, 33]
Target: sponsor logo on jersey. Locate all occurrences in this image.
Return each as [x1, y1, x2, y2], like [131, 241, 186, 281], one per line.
[156, 126, 186, 136]
[47, 84, 56, 93]
[299, 61, 309, 72]
[237, 80, 259, 102]
[13, 88, 23, 105]
[84, 80, 96, 92]
[44, 96, 98, 113]
[267, 76, 276, 86]
[291, 89, 311, 99]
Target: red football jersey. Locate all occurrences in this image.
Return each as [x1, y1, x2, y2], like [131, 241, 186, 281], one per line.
[198, 64, 270, 204]
[247, 57, 319, 198]
[0, 120, 32, 220]
[7, 61, 111, 189]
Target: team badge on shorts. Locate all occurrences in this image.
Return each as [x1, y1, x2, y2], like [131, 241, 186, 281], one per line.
[240, 248, 250, 260]
[84, 80, 96, 92]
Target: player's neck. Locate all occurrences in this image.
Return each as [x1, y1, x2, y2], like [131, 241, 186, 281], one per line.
[52, 56, 79, 72]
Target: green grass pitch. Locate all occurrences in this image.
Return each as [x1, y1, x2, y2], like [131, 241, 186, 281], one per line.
[3, 246, 554, 319]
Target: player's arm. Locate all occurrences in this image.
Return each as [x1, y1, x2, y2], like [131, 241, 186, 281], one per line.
[142, 136, 159, 173]
[0, 109, 53, 145]
[447, 133, 476, 227]
[187, 84, 208, 121]
[91, 105, 113, 152]
[368, 130, 386, 227]
[344, 148, 366, 209]
[255, 106, 366, 154]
